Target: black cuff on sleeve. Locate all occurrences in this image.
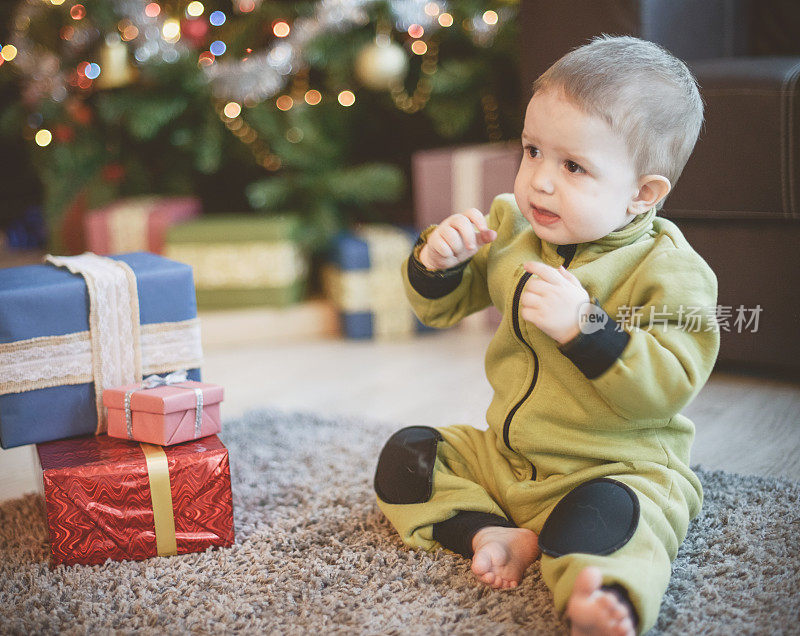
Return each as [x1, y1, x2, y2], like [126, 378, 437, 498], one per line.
[406, 237, 470, 300]
[558, 301, 630, 380]
[432, 510, 515, 558]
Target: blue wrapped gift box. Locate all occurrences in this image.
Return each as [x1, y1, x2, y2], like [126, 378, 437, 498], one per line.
[323, 226, 433, 339]
[0, 252, 201, 448]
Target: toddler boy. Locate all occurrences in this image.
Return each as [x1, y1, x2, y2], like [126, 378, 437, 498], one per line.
[374, 36, 719, 635]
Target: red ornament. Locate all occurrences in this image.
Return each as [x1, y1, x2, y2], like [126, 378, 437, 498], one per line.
[54, 124, 75, 143]
[66, 99, 93, 125]
[181, 17, 209, 48]
[101, 163, 126, 183]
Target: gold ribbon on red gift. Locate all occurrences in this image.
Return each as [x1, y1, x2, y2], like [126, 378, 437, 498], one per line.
[139, 442, 178, 557]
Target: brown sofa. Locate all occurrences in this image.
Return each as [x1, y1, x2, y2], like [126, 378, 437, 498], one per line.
[520, 0, 800, 373]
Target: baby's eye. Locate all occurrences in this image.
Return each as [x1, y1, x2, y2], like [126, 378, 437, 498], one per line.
[525, 146, 540, 159]
[565, 160, 584, 174]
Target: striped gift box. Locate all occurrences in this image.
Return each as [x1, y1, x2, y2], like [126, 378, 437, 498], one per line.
[165, 214, 308, 309]
[323, 225, 433, 339]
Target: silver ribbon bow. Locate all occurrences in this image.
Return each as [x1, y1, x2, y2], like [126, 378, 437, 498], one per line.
[124, 369, 204, 441]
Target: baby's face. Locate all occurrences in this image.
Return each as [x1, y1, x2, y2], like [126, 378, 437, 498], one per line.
[514, 89, 642, 245]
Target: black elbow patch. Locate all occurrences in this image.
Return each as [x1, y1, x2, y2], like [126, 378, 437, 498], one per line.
[374, 426, 443, 504]
[538, 478, 640, 558]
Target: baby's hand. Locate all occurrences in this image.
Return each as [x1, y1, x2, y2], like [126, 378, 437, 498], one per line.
[419, 209, 497, 271]
[520, 261, 591, 344]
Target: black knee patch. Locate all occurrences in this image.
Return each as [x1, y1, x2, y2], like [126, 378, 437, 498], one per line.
[374, 426, 443, 504]
[538, 478, 640, 558]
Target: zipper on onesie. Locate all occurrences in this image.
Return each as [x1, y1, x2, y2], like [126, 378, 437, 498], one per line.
[502, 272, 539, 458]
[502, 249, 575, 475]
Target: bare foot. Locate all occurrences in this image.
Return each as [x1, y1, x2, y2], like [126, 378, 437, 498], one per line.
[566, 567, 636, 636]
[470, 526, 540, 589]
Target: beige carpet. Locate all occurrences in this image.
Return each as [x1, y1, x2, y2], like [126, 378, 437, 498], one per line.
[1, 409, 799, 634]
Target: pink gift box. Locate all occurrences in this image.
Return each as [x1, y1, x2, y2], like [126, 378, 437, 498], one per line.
[84, 196, 201, 255]
[412, 142, 520, 230]
[104, 381, 223, 446]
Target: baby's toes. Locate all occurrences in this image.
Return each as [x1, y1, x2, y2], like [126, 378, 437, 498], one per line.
[613, 617, 635, 636]
[600, 593, 626, 618]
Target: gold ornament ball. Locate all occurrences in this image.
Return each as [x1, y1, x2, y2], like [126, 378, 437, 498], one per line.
[355, 39, 408, 90]
[96, 36, 135, 89]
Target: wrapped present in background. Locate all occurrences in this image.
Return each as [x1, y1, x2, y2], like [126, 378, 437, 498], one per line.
[323, 225, 432, 340]
[4, 206, 47, 250]
[37, 433, 234, 566]
[104, 372, 223, 446]
[412, 143, 515, 334]
[412, 142, 520, 230]
[0, 252, 203, 449]
[84, 196, 201, 255]
[165, 214, 308, 309]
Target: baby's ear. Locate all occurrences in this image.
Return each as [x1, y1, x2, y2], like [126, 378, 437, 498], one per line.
[629, 175, 671, 214]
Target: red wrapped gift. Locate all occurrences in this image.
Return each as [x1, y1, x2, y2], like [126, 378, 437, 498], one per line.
[104, 373, 223, 446]
[37, 434, 234, 566]
[83, 196, 200, 255]
[412, 142, 520, 230]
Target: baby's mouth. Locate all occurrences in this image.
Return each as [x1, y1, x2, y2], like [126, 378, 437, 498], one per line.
[531, 205, 560, 226]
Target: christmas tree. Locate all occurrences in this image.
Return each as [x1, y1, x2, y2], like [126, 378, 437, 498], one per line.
[1, 0, 520, 252]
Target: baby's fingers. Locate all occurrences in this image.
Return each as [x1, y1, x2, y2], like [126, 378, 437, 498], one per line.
[523, 261, 562, 284]
[428, 231, 456, 260]
[477, 228, 497, 245]
[461, 209, 496, 246]
[438, 224, 466, 255]
[558, 265, 582, 286]
[448, 214, 479, 251]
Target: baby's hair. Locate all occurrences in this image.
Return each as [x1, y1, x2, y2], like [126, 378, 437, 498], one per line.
[533, 35, 703, 207]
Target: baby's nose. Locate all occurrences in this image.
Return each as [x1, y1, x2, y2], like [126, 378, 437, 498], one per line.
[531, 167, 555, 194]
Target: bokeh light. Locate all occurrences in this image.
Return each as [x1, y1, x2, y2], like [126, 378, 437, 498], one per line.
[122, 25, 139, 41]
[238, 0, 255, 12]
[49, 0, 65, 5]
[60, 26, 74, 40]
[424, 2, 440, 17]
[145, 3, 161, 18]
[198, 51, 215, 67]
[285, 127, 303, 143]
[482, 10, 499, 25]
[85, 63, 101, 79]
[223, 101, 241, 118]
[276, 95, 293, 111]
[411, 40, 427, 55]
[304, 89, 321, 105]
[162, 18, 180, 42]
[337, 90, 355, 107]
[272, 21, 290, 37]
[187, 2, 204, 17]
[209, 40, 226, 56]
[408, 24, 424, 38]
[209, 11, 226, 26]
[1, 45, 18, 62]
[70, 4, 86, 20]
[35, 129, 53, 147]
[438, 12, 453, 27]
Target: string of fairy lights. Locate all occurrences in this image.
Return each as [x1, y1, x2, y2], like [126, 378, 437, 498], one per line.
[3, 0, 515, 166]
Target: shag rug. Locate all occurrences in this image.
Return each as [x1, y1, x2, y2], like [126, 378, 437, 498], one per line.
[1, 409, 799, 635]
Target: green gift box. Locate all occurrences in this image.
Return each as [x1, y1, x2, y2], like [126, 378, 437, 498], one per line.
[165, 214, 308, 308]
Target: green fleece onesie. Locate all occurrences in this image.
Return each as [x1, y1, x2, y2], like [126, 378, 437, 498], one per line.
[375, 193, 720, 633]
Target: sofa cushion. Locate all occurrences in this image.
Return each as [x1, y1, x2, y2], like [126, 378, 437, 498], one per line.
[665, 57, 800, 220]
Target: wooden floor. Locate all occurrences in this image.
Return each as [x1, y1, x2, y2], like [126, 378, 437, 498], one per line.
[204, 329, 800, 481]
[2, 327, 799, 501]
